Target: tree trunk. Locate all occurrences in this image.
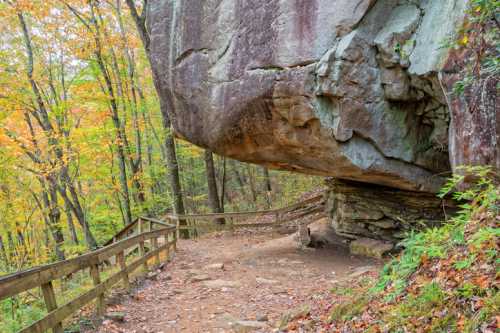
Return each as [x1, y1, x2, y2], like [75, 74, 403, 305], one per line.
[125, 0, 188, 237]
[0, 235, 8, 268]
[204, 150, 224, 224]
[7, 232, 14, 260]
[116, 2, 147, 206]
[165, 128, 188, 233]
[43, 185, 66, 261]
[246, 165, 258, 208]
[31, 185, 65, 261]
[229, 160, 251, 208]
[262, 167, 272, 209]
[69, 2, 134, 226]
[117, 146, 133, 225]
[219, 157, 227, 212]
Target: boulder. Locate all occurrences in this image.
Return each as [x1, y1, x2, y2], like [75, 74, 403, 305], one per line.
[148, 0, 473, 193]
[350, 238, 393, 259]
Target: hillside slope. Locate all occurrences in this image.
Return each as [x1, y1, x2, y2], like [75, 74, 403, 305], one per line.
[284, 168, 499, 332]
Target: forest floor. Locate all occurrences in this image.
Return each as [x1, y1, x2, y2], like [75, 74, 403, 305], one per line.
[89, 223, 381, 333]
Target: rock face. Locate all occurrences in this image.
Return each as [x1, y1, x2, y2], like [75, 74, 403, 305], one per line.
[325, 179, 456, 242]
[439, 40, 499, 172]
[148, 0, 473, 193]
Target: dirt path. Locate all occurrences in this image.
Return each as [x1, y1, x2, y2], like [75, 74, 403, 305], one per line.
[94, 226, 379, 333]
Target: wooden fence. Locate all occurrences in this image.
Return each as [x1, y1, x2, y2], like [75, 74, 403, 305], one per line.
[167, 193, 326, 237]
[0, 218, 176, 333]
[0, 194, 326, 333]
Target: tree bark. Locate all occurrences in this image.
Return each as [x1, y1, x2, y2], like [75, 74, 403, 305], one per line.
[204, 150, 224, 224]
[35, 184, 65, 261]
[262, 167, 272, 209]
[117, 2, 147, 205]
[64, 202, 79, 245]
[246, 165, 258, 208]
[219, 157, 227, 212]
[0, 235, 8, 268]
[228, 160, 247, 203]
[165, 129, 187, 227]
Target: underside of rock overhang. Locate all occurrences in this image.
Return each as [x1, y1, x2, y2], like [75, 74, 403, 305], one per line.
[148, 0, 472, 193]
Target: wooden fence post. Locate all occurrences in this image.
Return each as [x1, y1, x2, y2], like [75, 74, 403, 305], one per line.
[164, 232, 170, 261]
[139, 240, 148, 271]
[230, 217, 235, 234]
[173, 230, 177, 252]
[41, 281, 63, 333]
[116, 250, 130, 292]
[138, 219, 148, 272]
[89, 264, 105, 317]
[148, 220, 153, 252]
[152, 236, 160, 267]
[175, 217, 180, 240]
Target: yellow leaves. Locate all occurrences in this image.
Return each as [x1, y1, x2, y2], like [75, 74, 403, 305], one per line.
[460, 35, 469, 46]
[178, 139, 204, 158]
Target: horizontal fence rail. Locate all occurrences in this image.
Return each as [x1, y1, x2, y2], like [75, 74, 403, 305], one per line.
[167, 194, 326, 236]
[0, 218, 177, 333]
[0, 194, 326, 333]
[167, 194, 324, 221]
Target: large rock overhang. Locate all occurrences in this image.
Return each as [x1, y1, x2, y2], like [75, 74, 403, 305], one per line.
[148, 0, 470, 193]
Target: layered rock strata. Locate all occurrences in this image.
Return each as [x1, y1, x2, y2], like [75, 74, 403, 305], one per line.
[325, 179, 456, 242]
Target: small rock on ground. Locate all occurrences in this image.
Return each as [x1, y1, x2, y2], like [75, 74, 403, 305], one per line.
[231, 320, 267, 332]
[190, 274, 211, 282]
[105, 311, 126, 322]
[256, 277, 279, 285]
[349, 237, 393, 258]
[203, 279, 241, 289]
[204, 263, 225, 270]
[256, 314, 269, 322]
[349, 265, 377, 278]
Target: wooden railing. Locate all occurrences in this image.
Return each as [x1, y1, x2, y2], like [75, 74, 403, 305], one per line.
[103, 216, 174, 247]
[0, 218, 176, 333]
[0, 194, 326, 333]
[167, 193, 326, 236]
